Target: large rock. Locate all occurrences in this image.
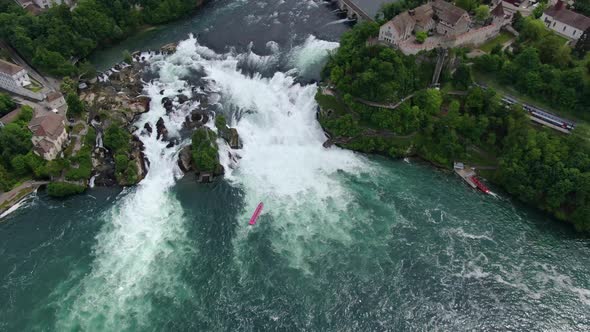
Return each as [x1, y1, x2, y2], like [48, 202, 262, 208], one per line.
[143, 122, 152, 135]
[177, 94, 189, 104]
[161, 42, 177, 54]
[161, 97, 174, 113]
[156, 117, 168, 140]
[183, 110, 210, 130]
[91, 149, 117, 187]
[178, 146, 193, 173]
[220, 127, 242, 149]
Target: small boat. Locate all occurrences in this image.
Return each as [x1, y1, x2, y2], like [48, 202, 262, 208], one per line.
[470, 176, 491, 194]
[249, 202, 264, 225]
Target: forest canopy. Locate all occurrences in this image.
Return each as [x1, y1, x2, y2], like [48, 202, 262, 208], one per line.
[0, 0, 203, 76]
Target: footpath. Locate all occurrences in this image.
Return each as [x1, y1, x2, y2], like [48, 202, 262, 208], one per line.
[0, 181, 49, 217]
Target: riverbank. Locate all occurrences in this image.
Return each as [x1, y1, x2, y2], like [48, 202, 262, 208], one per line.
[315, 83, 590, 232]
[0, 181, 48, 218]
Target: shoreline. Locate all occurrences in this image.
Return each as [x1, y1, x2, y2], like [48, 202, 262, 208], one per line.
[0, 181, 48, 220]
[314, 89, 575, 230]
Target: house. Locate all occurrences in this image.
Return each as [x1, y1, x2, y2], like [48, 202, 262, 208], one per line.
[28, 113, 68, 160]
[0, 59, 31, 88]
[14, 0, 71, 9]
[379, 0, 472, 45]
[379, 0, 507, 54]
[541, 1, 590, 40]
[14, 0, 42, 14]
[432, 0, 471, 36]
[32, 0, 71, 9]
[45, 91, 66, 110]
[14, 0, 33, 7]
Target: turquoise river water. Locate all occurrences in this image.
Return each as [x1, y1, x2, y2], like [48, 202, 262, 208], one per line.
[1, 0, 589, 331]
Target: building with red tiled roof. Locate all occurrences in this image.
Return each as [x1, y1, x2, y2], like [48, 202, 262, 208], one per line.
[541, 1, 590, 40]
[28, 113, 67, 160]
[379, 1, 508, 55]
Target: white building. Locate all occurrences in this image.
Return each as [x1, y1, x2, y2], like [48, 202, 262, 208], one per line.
[0, 59, 31, 88]
[541, 1, 590, 40]
[14, 0, 71, 9]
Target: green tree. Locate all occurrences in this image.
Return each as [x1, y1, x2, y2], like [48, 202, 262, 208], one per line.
[122, 49, 132, 64]
[46, 182, 86, 198]
[104, 125, 131, 153]
[66, 93, 85, 115]
[191, 127, 219, 173]
[0, 93, 16, 116]
[475, 5, 490, 23]
[0, 123, 32, 165]
[452, 64, 473, 90]
[574, 27, 590, 58]
[18, 105, 33, 123]
[512, 11, 524, 31]
[416, 31, 427, 43]
[456, 0, 479, 11]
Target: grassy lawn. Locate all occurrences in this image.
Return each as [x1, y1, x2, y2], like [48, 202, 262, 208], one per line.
[479, 31, 514, 53]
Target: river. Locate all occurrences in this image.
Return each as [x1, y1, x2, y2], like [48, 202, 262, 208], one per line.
[2, 0, 590, 331]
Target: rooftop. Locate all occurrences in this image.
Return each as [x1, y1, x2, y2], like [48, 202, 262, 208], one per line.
[46, 91, 63, 102]
[491, 3, 505, 17]
[0, 59, 25, 76]
[34, 138, 55, 155]
[544, 1, 590, 31]
[432, 0, 468, 25]
[28, 113, 65, 140]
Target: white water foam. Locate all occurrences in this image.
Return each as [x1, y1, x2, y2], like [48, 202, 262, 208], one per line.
[192, 37, 365, 269]
[54, 39, 200, 330]
[0, 190, 37, 219]
[287, 35, 339, 78]
[146, 35, 364, 269]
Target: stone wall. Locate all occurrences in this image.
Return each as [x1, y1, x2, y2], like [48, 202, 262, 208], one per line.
[0, 73, 44, 101]
[396, 23, 502, 55]
[449, 23, 502, 47]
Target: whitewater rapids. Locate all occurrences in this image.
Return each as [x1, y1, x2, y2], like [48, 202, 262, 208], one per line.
[53, 35, 368, 329]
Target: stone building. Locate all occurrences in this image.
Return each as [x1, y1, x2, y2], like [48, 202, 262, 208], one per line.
[0, 59, 31, 88]
[379, 0, 507, 54]
[45, 91, 66, 110]
[432, 0, 471, 36]
[28, 113, 68, 160]
[379, 0, 472, 46]
[14, 0, 71, 11]
[541, 1, 590, 41]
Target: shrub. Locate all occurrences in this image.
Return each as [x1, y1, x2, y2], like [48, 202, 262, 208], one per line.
[416, 31, 427, 44]
[46, 182, 86, 198]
